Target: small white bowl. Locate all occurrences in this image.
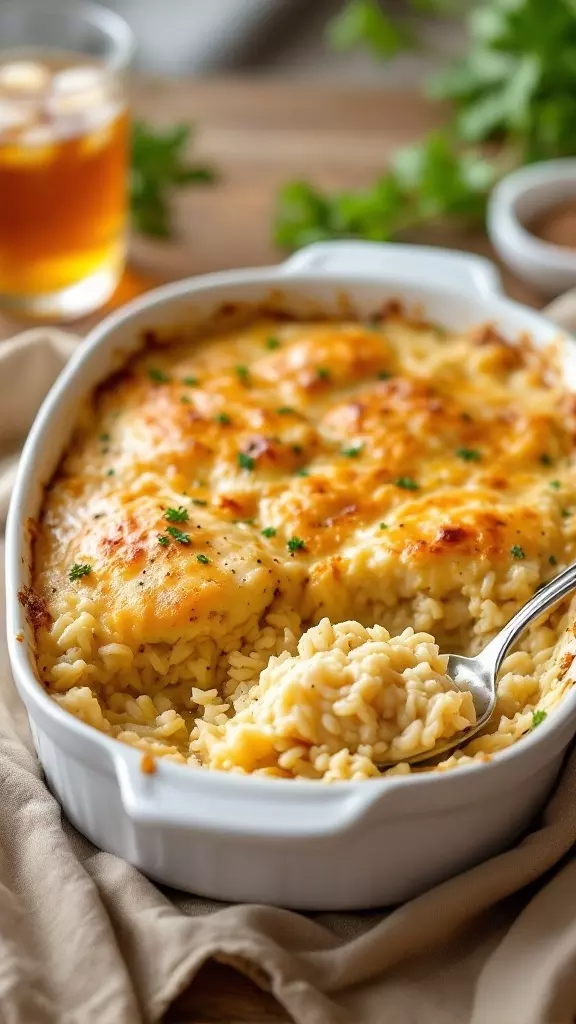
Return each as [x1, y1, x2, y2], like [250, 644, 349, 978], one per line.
[488, 159, 576, 297]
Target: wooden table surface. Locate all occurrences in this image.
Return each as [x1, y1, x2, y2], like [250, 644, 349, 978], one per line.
[0, 77, 539, 1022]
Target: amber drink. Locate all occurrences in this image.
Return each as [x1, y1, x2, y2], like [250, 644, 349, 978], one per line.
[0, 5, 133, 319]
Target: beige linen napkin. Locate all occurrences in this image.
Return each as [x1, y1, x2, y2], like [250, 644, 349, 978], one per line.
[3, 317, 576, 1024]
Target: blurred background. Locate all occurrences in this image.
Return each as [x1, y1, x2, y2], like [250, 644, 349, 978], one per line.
[94, 0, 467, 82]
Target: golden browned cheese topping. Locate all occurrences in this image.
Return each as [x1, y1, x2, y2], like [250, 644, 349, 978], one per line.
[33, 312, 576, 653]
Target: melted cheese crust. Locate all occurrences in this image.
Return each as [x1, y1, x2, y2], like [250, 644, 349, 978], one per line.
[34, 311, 576, 653]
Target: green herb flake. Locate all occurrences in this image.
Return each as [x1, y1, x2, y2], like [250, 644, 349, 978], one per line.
[235, 365, 250, 383]
[180, 395, 191, 404]
[378, 370, 392, 380]
[549, 555, 558, 566]
[166, 526, 190, 544]
[550, 480, 561, 490]
[99, 433, 110, 442]
[69, 563, 92, 582]
[342, 444, 364, 458]
[292, 444, 303, 455]
[287, 536, 306, 553]
[157, 534, 170, 547]
[107, 468, 115, 477]
[196, 553, 210, 564]
[395, 477, 419, 491]
[562, 509, 571, 519]
[456, 448, 481, 462]
[380, 522, 388, 529]
[182, 376, 198, 387]
[148, 368, 170, 384]
[532, 709, 547, 729]
[261, 527, 277, 538]
[296, 468, 310, 477]
[540, 454, 552, 466]
[215, 412, 231, 425]
[192, 499, 207, 507]
[164, 506, 189, 523]
[316, 367, 331, 381]
[431, 323, 447, 338]
[277, 406, 295, 416]
[265, 336, 280, 350]
[511, 545, 525, 560]
[238, 452, 255, 471]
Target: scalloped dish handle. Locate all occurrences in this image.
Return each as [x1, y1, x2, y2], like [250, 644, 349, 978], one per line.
[280, 241, 503, 300]
[113, 749, 380, 839]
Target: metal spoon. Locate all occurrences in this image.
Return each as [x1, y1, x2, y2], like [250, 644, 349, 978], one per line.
[382, 560, 576, 767]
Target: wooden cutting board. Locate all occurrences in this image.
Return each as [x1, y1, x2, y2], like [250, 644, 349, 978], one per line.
[0, 77, 540, 1022]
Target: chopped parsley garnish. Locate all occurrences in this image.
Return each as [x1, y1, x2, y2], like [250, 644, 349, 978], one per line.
[99, 433, 110, 442]
[157, 534, 170, 547]
[265, 336, 280, 350]
[180, 395, 191, 404]
[235, 365, 250, 382]
[549, 555, 558, 566]
[287, 536, 306, 552]
[107, 468, 115, 476]
[192, 499, 207, 507]
[296, 468, 309, 477]
[562, 508, 571, 518]
[215, 413, 231, 425]
[235, 517, 255, 526]
[342, 444, 363, 458]
[148, 368, 170, 383]
[540, 454, 552, 466]
[164, 506, 189, 523]
[431, 323, 447, 338]
[377, 370, 392, 380]
[69, 563, 92, 582]
[510, 545, 525, 559]
[166, 526, 190, 544]
[316, 367, 331, 381]
[292, 444, 303, 455]
[196, 553, 210, 564]
[456, 448, 481, 462]
[380, 522, 388, 529]
[550, 480, 561, 489]
[395, 477, 419, 491]
[238, 452, 255, 471]
[532, 709, 547, 729]
[261, 527, 277, 538]
[277, 406, 294, 415]
[182, 376, 198, 386]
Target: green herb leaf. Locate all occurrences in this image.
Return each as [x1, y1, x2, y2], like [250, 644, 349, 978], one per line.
[215, 413, 231, 425]
[131, 121, 216, 239]
[157, 534, 170, 547]
[192, 499, 207, 507]
[164, 506, 189, 523]
[69, 563, 92, 582]
[265, 336, 281, 350]
[380, 522, 388, 529]
[235, 365, 250, 383]
[277, 406, 295, 415]
[549, 554, 558, 566]
[196, 553, 210, 564]
[238, 452, 255, 471]
[316, 367, 331, 381]
[182, 376, 198, 386]
[378, 370, 392, 380]
[287, 536, 306, 552]
[296, 468, 310, 477]
[180, 395, 191, 404]
[550, 480, 561, 489]
[106, 468, 115, 477]
[166, 526, 190, 544]
[99, 433, 110, 442]
[342, 444, 364, 458]
[540, 454, 552, 465]
[511, 545, 525, 559]
[261, 527, 277, 538]
[327, 0, 414, 60]
[395, 476, 419, 491]
[148, 368, 170, 384]
[532, 709, 547, 729]
[456, 448, 481, 462]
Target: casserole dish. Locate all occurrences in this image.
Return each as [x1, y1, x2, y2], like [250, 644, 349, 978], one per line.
[7, 240, 576, 911]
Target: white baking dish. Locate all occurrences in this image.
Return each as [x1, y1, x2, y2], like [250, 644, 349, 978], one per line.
[7, 241, 576, 911]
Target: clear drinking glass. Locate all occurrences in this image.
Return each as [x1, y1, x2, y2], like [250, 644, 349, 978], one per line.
[0, 1, 134, 319]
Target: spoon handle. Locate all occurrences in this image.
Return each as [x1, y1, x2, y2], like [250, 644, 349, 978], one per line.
[480, 560, 576, 676]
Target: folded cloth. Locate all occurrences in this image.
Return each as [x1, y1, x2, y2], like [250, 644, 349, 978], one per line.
[2, 318, 576, 1024]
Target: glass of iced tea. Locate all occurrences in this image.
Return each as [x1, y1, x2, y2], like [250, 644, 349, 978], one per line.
[0, 2, 133, 319]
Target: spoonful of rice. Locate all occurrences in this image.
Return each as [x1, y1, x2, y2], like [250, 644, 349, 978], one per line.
[198, 561, 576, 780]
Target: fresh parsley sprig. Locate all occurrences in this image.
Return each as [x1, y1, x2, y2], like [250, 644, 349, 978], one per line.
[131, 121, 216, 239]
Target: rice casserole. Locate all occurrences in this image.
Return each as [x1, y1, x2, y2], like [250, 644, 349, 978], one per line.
[26, 303, 576, 780]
